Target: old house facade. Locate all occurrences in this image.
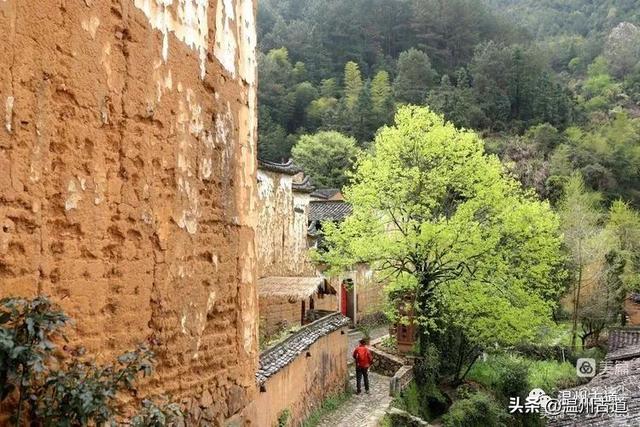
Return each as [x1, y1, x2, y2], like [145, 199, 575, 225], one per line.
[309, 193, 386, 326]
[0, 0, 259, 424]
[256, 160, 338, 338]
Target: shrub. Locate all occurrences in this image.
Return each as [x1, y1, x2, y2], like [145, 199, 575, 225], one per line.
[131, 400, 183, 427]
[278, 408, 292, 427]
[495, 356, 530, 400]
[441, 391, 508, 427]
[0, 296, 181, 426]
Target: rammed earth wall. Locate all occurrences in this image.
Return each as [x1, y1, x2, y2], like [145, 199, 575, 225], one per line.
[255, 313, 350, 426]
[0, 0, 258, 424]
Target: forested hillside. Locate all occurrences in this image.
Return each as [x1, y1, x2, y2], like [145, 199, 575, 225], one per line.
[257, 0, 640, 207]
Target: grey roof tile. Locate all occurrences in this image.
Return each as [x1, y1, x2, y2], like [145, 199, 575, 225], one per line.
[256, 313, 350, 385]
[309, 201, 352, 222]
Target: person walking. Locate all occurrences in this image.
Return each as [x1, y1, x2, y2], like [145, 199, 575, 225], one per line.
[352, 338, 373, 394]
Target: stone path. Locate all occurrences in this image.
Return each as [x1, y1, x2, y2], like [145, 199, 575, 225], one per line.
[316, 371, 393, 427]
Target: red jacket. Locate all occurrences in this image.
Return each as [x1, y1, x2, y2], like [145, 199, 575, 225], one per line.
[353, 344, 373, 368]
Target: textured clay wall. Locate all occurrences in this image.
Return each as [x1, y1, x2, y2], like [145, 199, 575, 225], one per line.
[0, 0, 258, 424]
[259, 293, 339, 337]
[625, 298, 640, 326]
[256, 169, 315, 278]
[332, 264, 385, 324]
[255, 329, 348, 426]
[259, 296, 302, 336]
[314, 292, 338, 312]
[355, 264, 385, 321]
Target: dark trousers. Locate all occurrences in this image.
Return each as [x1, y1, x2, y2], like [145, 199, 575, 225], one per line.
[356, 366, 369, 392]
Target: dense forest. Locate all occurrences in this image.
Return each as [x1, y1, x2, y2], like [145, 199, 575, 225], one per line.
[257, 0, 640, 207]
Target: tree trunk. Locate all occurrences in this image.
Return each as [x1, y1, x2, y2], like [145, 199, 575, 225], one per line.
[570, 265, 583, 350]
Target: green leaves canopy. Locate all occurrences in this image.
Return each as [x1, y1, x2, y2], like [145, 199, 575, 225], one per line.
[292, 131, 361, 188]
[320, 106, 566, 347]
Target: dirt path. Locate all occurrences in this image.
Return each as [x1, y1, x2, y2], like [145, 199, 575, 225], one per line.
[316, 371, 393, 427]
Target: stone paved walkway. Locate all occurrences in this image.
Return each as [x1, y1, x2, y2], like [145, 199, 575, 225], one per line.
[316, 371, 393, 427]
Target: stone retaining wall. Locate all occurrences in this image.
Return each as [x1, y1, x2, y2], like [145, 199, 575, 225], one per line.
[369, 336, 406, 377]
[390, 365, 415, 397]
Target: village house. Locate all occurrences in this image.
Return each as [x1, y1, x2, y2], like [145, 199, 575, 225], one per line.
[624, 293, 640, 325]
[308, 191, 386, 326]
[253, 161, 351, 425]
[256, 159, 339, 339]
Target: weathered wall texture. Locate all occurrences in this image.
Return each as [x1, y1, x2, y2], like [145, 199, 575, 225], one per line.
[259, 293, 339, 338]
[259, 296, 302, 336]
[332, 263, 384, 324]
[0, 0, 258, 423]
[256, 169, 315, 278]
[315, 292, 338, 312]
[625, 297, 640, 326]
[255, 328, 348, 426]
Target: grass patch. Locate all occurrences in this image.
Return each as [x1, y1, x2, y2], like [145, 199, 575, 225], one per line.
[467, 354, 580, 395]
[302, 391, 352, 427]
[527, 359, 580, 392]
[377, 414, 392, 427]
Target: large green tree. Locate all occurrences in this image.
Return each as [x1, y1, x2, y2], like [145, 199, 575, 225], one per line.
[292, 131, 361, 188]
[558, 174, 606, 349]
[320, 107, 566, 375]
[393, 48, 438, 105]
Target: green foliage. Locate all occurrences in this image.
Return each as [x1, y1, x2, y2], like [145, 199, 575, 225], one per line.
[301, 391, 351, 427]
[0, 296, 180, 426]
[292, 131, 361, 188]
[277, 408, 292, 427]
[527, 360, 582, 394]
[36, 348, 155, 426]
[320, 106, 566, 366]
[343, 62, 363, 110]
[0, 297, 68, 425]
[393, 48, 437, 105]
[131, 400, 183, 427]
[494, 357, 530, 400]
[371, 70, 395, 128]
[604, 22, 640, 79]
[467, 354, 580, 396]
[441, 391, 508, 427]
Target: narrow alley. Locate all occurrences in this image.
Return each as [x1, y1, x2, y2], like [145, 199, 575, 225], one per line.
[316, 371, 393, 427]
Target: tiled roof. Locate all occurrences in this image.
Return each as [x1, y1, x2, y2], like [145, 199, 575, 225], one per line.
[608, 344, 640, 362]
[292, 176, 316, 193]
[548, 358, 640, 426]
[258, 276, 325, 300]
[609, 329, 640, 352]
[309, 201, 352, 222]
[256, 313, 350, 385]
[549, 330, 640, 426]
[257, 158, 302, 175]
[310, 188, 341, 200]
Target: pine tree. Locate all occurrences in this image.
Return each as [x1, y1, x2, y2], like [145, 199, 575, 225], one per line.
[370, 70, 394, 127]
[343, 62, 363, 110]
[393, 48, 438, 105]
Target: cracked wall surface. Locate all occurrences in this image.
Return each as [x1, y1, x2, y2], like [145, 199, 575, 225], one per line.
[0, 0, 257, 424]
[256, 170, 315, 278]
